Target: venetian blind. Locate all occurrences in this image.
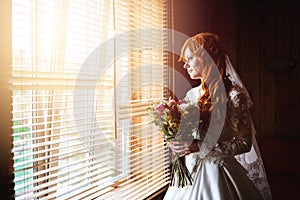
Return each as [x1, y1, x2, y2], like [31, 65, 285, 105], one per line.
[12, 0, 171, 199]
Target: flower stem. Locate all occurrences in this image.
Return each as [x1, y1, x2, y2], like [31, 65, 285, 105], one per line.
[170, 155, 193, 188]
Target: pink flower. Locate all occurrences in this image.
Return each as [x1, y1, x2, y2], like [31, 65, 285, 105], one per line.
[179, 99, 187, 104]
[168, 99, 176, 107]
[157, 103, 166, 115]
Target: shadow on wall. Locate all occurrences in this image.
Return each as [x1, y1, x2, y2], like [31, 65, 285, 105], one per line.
[260, 136, 300, 200]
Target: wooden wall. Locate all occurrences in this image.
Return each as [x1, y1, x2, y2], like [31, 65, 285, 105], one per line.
[172, 0, 300, 139]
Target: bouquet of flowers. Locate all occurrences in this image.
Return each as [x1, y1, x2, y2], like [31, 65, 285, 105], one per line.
[148, 98, 202, 188]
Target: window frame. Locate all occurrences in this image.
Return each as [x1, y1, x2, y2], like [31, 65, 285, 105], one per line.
[1, 1, 172, 199]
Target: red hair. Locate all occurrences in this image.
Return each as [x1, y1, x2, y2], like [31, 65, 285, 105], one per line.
[180, 33, 230, 132]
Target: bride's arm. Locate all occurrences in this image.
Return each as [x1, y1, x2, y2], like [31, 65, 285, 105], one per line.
[171, 91, 253, 157]
[212, 91, 252, 155]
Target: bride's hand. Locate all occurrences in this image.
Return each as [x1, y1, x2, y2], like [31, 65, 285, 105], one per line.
[170, 139, 201, 157]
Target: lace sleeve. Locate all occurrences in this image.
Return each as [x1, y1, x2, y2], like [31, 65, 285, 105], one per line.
[213, 90, 252, 156]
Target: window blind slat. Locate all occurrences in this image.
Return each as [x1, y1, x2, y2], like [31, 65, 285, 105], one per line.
[14, 152, 115, 184]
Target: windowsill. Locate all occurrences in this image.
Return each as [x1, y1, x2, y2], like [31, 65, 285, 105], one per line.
[144, 185, 168, 200]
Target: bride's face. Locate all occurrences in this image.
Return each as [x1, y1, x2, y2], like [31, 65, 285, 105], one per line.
[183, 48, 202, 79]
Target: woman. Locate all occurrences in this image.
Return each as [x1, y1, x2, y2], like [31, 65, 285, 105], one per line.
[163, 33, 272, 200]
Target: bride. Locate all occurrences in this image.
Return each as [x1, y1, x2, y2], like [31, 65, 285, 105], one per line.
[163, 33, 272, 200]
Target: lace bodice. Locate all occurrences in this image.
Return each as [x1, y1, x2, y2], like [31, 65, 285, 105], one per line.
[185, 85, 252, 159]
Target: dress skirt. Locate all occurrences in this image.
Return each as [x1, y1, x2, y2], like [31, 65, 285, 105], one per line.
[163, 156, 263, 200]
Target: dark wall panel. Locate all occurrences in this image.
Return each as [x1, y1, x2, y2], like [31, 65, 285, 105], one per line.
[172, 0, 300, 138]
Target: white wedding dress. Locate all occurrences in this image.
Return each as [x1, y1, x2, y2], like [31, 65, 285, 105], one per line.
[163, 85, 271, 200]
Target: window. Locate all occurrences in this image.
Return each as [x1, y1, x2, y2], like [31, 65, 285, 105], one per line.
[12, 0, 171, 199]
